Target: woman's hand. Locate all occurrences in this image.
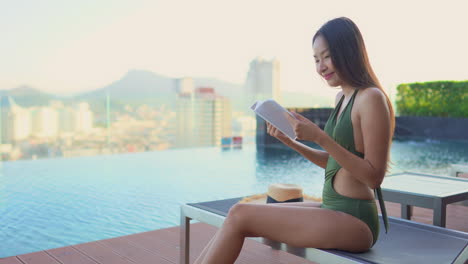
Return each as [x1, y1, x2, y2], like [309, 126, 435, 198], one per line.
[266, 122, 294, 146]
[285, 111, 324, 143]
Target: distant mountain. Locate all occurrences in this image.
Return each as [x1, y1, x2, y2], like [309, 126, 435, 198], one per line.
[0, 85, 56, 107]
[2, 70, 247, 111]
[77, 70, 175, 100]
[77, 70, 242, 98]
[74, 69, 245, 110]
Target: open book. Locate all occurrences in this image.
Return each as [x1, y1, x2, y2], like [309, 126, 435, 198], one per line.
[250, 99, 297, 140]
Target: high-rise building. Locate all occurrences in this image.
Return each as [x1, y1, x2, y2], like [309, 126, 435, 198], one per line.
[0, 98, 94, 143]
[176, 87, 232, 148]
[52, 101, 94, 135]
[0, 96, 31, 143]
[31, 107, 58, 138]
[174, 77, 194, 94]
[75, 102, 93, 133]
[244, 57, 281, 107]
[57, 107, 75, 134]
[50, 101, 75, 134]
[12, 107, 31, 141]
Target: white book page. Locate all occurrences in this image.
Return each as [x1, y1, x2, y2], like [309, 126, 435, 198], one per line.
[250, 99, 297, 140]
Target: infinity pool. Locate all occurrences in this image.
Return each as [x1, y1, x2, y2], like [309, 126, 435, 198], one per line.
[1, 139, 467, 257]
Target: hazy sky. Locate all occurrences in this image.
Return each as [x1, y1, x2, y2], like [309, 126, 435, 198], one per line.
[1, 0, 467, 98]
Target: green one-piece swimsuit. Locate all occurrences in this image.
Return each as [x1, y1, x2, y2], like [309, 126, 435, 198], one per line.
[321, 88, 388, 246]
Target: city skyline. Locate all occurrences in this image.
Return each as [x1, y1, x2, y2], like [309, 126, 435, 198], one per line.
[0, 56, 274, 161]
[2, 0, 468, 100]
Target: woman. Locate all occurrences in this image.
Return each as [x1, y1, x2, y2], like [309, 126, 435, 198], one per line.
[194, 17, 395, 264]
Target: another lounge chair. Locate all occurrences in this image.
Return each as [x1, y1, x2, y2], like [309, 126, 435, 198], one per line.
[180, 197, 468, 264]
[449, 164, 468, 206]
[450, 164, 468, 178]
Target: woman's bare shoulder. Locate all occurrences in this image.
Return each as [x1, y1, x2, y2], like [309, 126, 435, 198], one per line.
[356, 87, 389, 113]
[357, 87, 386, 103]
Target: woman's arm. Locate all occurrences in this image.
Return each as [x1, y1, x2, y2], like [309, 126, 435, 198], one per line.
[286, 88, 391, 189]
[267, 91, 343, 169]
[266, 92, 344, 169]
[286, 140, 329, 169]
[316, 88, 391, 188]
[266, 122, 329, 169]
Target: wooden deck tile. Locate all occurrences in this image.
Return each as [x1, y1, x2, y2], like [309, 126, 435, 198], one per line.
[47, 246, 99, 264]
[120, 231, 179, 263]
[17, 251, 61, 264]
[73, 242, 134, 264]
[98, 237, 172, 264]
[0, 257, 24, 264]
[127, 227, 251, 264]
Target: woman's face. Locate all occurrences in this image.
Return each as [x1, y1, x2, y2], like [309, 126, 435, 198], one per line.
[313, 35, 342, 87]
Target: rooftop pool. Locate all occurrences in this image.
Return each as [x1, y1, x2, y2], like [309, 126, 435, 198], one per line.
[1, 139, 467, 257]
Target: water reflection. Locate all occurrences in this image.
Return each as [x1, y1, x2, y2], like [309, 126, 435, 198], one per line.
[253, 138, 468, 195]
[256, 139, 468, 176]
[0, 163, 4, 209]
[390, 138, 468, 175]
[255, 143, 325, 196]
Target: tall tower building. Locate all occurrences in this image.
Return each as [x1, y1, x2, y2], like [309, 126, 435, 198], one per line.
[244, 57, 281, 107]
[75, 102, 93, 133]
[0, 96, 31, 143]
[57, 107, 75, 134]
[52, 101, 94, 135]
[31, 107, 58, 138]
[176, 87, 232, 148]
[51, 101, 75, 134]
[174, 77, 194, 94]
[12, 107, 31, 141]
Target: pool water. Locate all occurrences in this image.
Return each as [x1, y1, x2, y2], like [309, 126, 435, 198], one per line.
[0, 139, 467, 257]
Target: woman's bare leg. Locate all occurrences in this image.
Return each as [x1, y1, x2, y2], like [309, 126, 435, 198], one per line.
[193, 229, 220, 264]
[267, 201, 321, 207]
[194, 202, 320, 262]
[195, 202, 320, 263]
[264, 201, 321, 248]
[198, 215, 246, 264]
[199, 202, 373, 264]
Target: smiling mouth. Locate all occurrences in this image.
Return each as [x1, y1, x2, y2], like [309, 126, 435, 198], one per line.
[323, 72, 334, 80]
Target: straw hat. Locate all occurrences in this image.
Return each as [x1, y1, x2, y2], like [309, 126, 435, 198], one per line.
[239, 183, 322, 204]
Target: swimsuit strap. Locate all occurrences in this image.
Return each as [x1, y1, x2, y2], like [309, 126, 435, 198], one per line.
[376, 187, 389, 233]
[349, 88, 359, 105]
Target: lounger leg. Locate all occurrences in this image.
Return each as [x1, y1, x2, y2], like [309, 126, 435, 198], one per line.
[286, 245, 306, 257]
[180, 208, 191, 264]
[263, 238, 281, 250]
[433, 199, 446, 227]
[401, 203, 412, 220]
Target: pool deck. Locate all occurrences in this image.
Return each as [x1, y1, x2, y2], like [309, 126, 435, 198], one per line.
[1, 202, 467, 264]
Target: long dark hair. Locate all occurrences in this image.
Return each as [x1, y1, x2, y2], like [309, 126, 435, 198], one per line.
[313, 17, 395, 137]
